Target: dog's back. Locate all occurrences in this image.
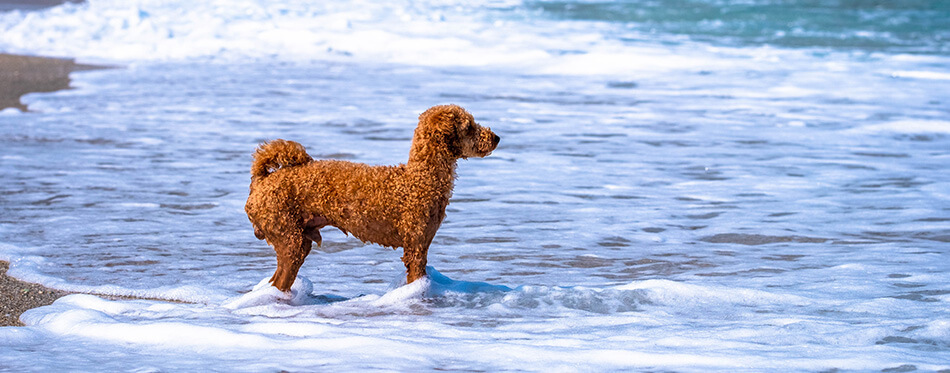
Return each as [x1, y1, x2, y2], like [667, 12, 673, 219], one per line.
[246, 142, 408, 249]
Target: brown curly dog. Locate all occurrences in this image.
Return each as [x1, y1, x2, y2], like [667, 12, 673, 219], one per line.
[245, 105, 499, 291]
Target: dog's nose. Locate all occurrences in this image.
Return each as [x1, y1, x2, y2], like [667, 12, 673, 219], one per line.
[491, 133, 500, 147]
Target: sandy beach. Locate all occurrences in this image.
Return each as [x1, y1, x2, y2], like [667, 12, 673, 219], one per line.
[1, 261, 69, 326]
[0, 53, 104, 111]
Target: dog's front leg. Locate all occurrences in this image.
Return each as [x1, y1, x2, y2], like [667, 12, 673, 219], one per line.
[402, 245, 428, 284]
[398, 202, 443, 284]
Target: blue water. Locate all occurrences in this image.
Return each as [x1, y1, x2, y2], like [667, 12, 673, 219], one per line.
[530, 0, 950, 53]
[1, 0, 948, 371]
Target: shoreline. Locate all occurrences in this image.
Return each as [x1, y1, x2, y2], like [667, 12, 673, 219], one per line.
[0, 53, 110, 112]
[0, 50, 110, 326]
[0, 260, 70, 327]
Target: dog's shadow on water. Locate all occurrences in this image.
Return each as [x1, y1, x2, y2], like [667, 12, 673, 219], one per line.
[308, 293, 350, 305]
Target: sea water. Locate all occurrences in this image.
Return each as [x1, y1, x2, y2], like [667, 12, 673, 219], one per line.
[1, 0, 949, 371]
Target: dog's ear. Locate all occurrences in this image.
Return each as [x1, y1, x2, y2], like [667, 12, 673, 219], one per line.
[457, 115, 474, 133]
[443, 106, 476, 134]
[418, 105, 475, 146]
[424, 105, 462, 133]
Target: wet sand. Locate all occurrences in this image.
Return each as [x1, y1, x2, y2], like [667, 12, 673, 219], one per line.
[0, 261, 70, 327]
[0, 53, 106, 111]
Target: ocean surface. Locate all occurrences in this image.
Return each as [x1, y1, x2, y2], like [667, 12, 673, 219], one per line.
[1, 0, 949, 371]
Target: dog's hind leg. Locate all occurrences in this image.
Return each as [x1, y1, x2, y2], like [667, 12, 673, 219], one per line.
[270, 234, 312, 292]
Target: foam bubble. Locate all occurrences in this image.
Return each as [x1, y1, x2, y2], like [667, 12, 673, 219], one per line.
[0, 107, 22, 115]
[914, 319, 950, 342]
[890, 70, 950, 80]
[851, 120, 950, 134]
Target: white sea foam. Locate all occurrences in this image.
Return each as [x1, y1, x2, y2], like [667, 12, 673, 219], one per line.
[0, 0, 549, 66]
[0, 0, 782, 76]
[4, 268, 948, 371]
[223, 276, 315, 309]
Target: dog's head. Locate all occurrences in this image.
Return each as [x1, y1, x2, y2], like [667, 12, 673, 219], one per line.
[417, 104, 500, 159]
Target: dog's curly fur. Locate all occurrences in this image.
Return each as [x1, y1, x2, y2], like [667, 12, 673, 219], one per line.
[245, 105, 499, 291]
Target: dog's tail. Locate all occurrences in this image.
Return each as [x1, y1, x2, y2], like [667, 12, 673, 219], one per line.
[251, 139, 313, 179]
